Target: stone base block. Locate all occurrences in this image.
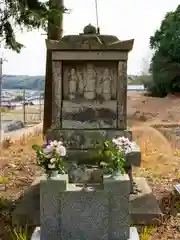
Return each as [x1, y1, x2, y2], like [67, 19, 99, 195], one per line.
[130, 177, 163, 225]
[12, 177, 163, 227]
[31, 227, 139, 240]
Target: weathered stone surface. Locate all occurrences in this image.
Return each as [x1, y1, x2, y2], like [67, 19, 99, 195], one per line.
[117, 61, 127, 129]
[44, 24, 134, 136]
[12, 183, 40, 226]
[46, 129, 132, 149]
[62, 61, 117, 101]
[46, 36, 134, 51]
[40, 174, 130, 240]
[52, 61, 62, 124]
[40, 175, 67, 240]
[62, 101, 117, 129]
[104, 175, 130, 239]
[130, 177, 163, 225]
[60, 191, 109, 240]
[68, 165, 103, 184]
[126, 142, 141, 167]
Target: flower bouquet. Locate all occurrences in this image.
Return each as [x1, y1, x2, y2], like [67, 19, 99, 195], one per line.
[32, 140, 67, 178]
[98, 136, 133, 175]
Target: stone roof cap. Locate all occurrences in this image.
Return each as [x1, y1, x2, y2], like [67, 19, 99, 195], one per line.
[46, 24, 134, 51]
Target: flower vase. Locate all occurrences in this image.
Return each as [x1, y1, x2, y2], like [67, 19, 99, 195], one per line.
[46, 170, 59, 179]
[112, 170, 122, 177]
[103, 170, 122, 179]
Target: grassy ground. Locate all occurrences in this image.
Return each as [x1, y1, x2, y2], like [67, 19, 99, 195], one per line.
[0, 120, 180, 239]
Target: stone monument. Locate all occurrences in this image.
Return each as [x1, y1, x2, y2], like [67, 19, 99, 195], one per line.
[45, 23, 163, 225]
[12, 25, 163, 229]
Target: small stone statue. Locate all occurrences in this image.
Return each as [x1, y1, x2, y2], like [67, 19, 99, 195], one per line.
[84, 64, 96, 100]
[102, 68, 111, 100]
[69, 68, 77, 100]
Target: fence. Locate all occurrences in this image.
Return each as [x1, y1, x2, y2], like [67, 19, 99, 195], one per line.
[1, 90, 44, 129]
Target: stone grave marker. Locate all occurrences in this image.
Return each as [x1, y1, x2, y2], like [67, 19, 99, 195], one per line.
[12, 25, 163, 228]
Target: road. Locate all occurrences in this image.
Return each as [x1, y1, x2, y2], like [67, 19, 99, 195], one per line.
[0, 122, 43, 142]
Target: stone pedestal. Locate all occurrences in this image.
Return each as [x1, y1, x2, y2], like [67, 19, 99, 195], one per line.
[38, 174, 133, 240]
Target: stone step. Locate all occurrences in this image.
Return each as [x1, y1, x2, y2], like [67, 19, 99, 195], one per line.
[130, 178, 163, 225]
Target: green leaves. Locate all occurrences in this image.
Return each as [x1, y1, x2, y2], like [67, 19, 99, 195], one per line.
[149, 4, 180, 96]
[0, 0, 69, 52]
[97, 139, 126, 174]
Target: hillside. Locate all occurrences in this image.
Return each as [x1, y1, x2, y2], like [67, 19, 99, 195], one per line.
[2, 74, 142, 90]
[2, 75, 45, 90]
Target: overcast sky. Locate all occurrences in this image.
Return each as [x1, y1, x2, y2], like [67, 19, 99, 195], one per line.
[1, 0, 180, 76]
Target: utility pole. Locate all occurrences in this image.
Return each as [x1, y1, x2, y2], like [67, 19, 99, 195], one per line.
[23, 90, 26, 125]
[0, 57, 7, 142]
[43, 0, 64, 136]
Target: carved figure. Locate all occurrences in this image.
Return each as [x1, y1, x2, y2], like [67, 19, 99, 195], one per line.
[77, 70, 85, 96]
[96, 68, 103, 96]
[84, 64, 96, 100]
[102, 68, 111, 100]
[69, 68, 77, 100]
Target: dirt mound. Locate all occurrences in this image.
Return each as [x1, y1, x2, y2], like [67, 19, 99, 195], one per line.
[127, 93, 180, 123]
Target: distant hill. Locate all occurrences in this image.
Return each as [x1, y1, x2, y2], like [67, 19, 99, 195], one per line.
[2, 75, 45, 90]
[2, 74, 142, 90]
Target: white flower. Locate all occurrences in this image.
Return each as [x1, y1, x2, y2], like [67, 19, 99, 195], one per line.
[112, 138, 120, 145]
[112, 136, 133, 153]
[57, 141, 63, 148]
[50, 140, 58, 147]
[48, 163, 55, 169]
[50, 158, 56, 163]
[43, 145, 53, 154]
[56, 145, 66, 156]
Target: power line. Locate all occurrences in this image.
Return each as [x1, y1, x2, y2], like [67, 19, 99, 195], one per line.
[0, 57, 7, 142]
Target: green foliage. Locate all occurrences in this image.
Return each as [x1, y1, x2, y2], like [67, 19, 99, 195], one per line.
[14, 94, 24, 101]
[0, 0, 68, 52]
[97, 140, 126, 174]
[149, 5, 180, 97]
[10, 225, 28, 240]
[140, 225, 156, 240]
